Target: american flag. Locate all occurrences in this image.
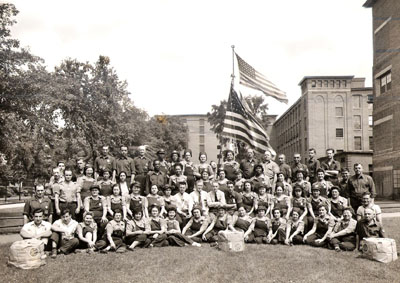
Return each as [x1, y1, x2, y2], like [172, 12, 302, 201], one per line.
[222, 86, 275, 155]
[236, 54, 288, 104]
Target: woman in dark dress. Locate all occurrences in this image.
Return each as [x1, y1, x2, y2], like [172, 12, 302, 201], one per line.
[202, 207, 234, 243]
[182, 206, 209, 243]
[304, 205, 335, 248]
[246, 206, 270, 244]
[242, 181, 257, 215]
[234, 206, 254, 243]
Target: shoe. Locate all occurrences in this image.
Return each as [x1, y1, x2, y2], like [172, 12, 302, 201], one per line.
[116, 247, 126, 253]
[51, 249, 57, 259]
[335, 247, 341, 252]
[192, 242, 201, 247]
[87, 248, 95, 254]
[210, 242, 218, 248]
[127, 246, 134, 251]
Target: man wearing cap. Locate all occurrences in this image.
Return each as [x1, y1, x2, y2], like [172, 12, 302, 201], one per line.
[240, 148, 258, 179]
[115, 146, 134, 185]
[261, 150, 280, 186]
[23, 184, 53, 224]
[307, 148, 320, 185]
[132, 145, 152, 195]
[277, 154, 292, 183]
[156, 149, 171, 175]
[54, 169, 81, 220]
[84, 184, 108, 238]
[94, 145, 116, 181]
[20, 208, 52, 251]
[356, 208, 386, 251]
[291, 153, 309, 183]
[145, 160, 168, 196]
[189, 181, 211, 216]
[311, 168, 333, 197]
[348, 163, 376, 212]
[320, 148, 340, 185]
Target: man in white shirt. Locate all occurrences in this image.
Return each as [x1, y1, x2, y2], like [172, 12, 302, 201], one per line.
[189, 181, 211, 216]
[356, 192, 382, 223]
[207, 182, 226, 218]
[20, 208, 52, 251]
[172, 181, 193, 228]
[50, 208, 79, 258]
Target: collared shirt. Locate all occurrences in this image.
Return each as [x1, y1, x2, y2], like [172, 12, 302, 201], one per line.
[23, 196, 53, 220]
[270, 217, 287, 231]
[291, 163, 309, 182]
[357, 204, 382, 218]
[47, 176, 64, 198]
[306, 158, 320, 179]
[106, 220, 126, 234]
[146, 171, 167, 193]
[126, 218, 150, 233]
[20, 221, 52, 244]
[316, 214, 335, 229]
[171, 192, 193, 213]
[262, 160, 280, 180]
[166, 218, 181, 232]
[356, 219, 386, 239]
[208, 190, 226, 207]
[274, 181, 292, 196]
[116, 156, 134, 176]
[54, 181, 80, 202]
[287, 219, 305, 234]
[333, 218, 357, 235]
[158, 159, 171, 175]
[321, 160, 341, 182]
[240, 158, 258, 179]
[279, 163, 292, 181]
[348, 174, 376, 198]
[225, 190, 243, 206]
[338, 178, 350, 199]
[307, 196, 329, 215]
[311, 180, 333, 197]
[52, 219, 78, 240]
[95, 155, 116, 173]
[189, 190, 211, 214]
[329, 196, 348, 210]
[132, 156, 151, 175]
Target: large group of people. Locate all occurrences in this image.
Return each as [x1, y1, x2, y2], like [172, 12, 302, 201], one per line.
[20, 145, 386, 258]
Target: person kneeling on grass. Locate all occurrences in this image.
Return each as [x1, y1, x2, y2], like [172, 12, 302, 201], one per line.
[285, 210, 305, 245]
[125, 208, 150, 251]
[182, 206, 209, 243]
[245, 206, 271, 244]
[76, 212, 98, 253]
[303, 205, 335, 248]
[143, 205, 169, 248]
[327, 207, 357, 252]
[50, 208, 79, 258]
[355, 208, 386, 251]
[202, 206, 235, 244]
[95, 209, 126, 253]
[20, 208, 52, 255]
[165, 206, 201, 247]
[267, 208, 287, 245]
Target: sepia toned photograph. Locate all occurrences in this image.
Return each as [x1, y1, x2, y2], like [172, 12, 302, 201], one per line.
[0, 0, 399, 282]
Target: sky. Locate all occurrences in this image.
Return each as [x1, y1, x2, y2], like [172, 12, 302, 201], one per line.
[9, 0, 373, 117]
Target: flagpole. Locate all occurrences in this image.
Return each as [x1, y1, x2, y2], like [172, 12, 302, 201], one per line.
[231, 45, 235, 82]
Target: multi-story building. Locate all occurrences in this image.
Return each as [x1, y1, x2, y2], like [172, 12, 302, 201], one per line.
[271, 76, 373, 176]
[363, 0, 400, 199]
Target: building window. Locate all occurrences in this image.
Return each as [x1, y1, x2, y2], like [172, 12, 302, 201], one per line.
[336, 80, 341, 88]
[324, 80, 328, 87]
[199, 125, 205, 134]
[330, 80, 334, 88]
[311, 80, 316, 87]
[369, 115, 373, 127]
[354, 115, 361, 130]
[369, 136, 373, 150]
[317, 80, 322, 87]
[380, 71, 392, 94]
[394, 170, 400, 188]
[342, 80, 347, 87]
[336, 128, 344, 138]
[353, 95, 361, 108]
[335, 107, 343, 117]
[199, 118, 205, 125]
[199, 144, 205, 152]
[354, 136, 362, 150]
[199, 135, 205, 144]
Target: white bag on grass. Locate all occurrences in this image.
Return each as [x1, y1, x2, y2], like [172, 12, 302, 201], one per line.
[218, 230, 245, 252]
[361, 238, 397, 263]
[8, 239, 46, 269]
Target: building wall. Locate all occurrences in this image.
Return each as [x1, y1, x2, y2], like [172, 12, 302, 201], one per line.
[272, 76, 372, 169]
[176, 115, 220, 162]
[365, 0, 400, 198]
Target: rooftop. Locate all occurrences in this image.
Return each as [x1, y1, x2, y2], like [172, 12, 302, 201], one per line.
[363, 0, 376, 8]
[298, 76, 354, 86]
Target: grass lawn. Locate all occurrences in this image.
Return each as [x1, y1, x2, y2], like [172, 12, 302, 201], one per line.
[1, 218, 400, 283]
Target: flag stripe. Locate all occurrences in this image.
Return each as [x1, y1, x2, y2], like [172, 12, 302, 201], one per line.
[236, 53, 288, 103]
[222, 122, 270, 148]
[224, 112, 269, 141]
[221, 131, 267, 154]
[227, 110, 267, 134]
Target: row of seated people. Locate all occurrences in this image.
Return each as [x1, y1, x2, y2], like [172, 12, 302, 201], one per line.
[22, 176, 383, 257]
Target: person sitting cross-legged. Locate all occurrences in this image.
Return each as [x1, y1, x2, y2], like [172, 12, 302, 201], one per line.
[327, 207, 357, 252]
[50, 208, 79, 258]
[125, 208, 150, 251]
[20, 208, 52, 254]
[76, 212, 98, 253]
[95, 209, 126, 253]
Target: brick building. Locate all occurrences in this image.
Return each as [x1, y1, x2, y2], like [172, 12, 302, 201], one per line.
[271, 76, 373, 174]
[364, 0, 400, 198]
